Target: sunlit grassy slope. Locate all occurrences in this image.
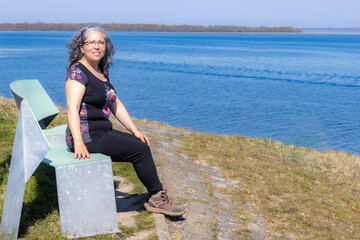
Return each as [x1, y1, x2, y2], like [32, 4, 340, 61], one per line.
[1, 96, 360, 239]
[178, 131, 360, 239]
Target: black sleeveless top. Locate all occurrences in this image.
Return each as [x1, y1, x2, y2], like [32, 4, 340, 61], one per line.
[65, 62, 117, 149]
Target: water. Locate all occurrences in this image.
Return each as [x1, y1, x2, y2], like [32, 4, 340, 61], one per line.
[1, 31, 360, 154]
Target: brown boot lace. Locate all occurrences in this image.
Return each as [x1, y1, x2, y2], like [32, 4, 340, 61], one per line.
[161, 185, 175, 205]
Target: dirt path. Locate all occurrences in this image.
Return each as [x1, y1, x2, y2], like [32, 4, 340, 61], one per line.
[113, 120, 267, 239]
[137, 124, 244, 240]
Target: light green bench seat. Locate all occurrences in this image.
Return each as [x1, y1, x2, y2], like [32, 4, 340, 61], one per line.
[43, 144, 112, 167]
[43, 124, 68, 136]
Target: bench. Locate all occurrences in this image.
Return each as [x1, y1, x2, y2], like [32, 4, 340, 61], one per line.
[1, 79, 120, 239]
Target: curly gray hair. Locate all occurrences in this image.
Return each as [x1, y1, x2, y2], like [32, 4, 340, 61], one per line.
[67, 25, 115, 78]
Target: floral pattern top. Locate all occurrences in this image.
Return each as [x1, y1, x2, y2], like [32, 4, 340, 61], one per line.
[65, 62, 117, 149]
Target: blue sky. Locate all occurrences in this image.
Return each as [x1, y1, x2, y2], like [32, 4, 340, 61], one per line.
[1, 0, 359, 28]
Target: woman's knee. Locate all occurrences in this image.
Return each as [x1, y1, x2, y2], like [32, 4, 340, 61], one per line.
[138, 141, 151, 155]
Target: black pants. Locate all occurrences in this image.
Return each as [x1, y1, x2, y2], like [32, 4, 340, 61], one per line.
[85, 129, 162, 195]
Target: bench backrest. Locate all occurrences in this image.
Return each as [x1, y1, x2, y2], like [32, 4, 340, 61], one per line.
[10, 79, 59, 129]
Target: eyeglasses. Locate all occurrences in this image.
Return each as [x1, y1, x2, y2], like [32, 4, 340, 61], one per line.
[83, 41, 106, 48]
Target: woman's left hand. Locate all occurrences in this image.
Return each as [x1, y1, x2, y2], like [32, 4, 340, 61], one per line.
[134, 130, 150, 146]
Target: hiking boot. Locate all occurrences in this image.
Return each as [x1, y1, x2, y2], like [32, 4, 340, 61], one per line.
[144, 190, 186, 216]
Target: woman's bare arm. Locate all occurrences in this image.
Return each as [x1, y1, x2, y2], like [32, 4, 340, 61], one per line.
[66, 80, 91, 159]
[110, 98, 150, 146]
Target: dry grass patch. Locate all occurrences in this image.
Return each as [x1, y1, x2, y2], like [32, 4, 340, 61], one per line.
[0, 97, 18, 155]
[178, 132, 360, 239]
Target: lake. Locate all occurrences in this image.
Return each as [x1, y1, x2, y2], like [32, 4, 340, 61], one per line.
[1, 31, 360, 154]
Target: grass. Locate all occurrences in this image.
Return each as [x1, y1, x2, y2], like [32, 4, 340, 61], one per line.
[3, 95, 360, 239]
[0, 97, 155, 239]
[177, 132, 360, 239]
[116, 211, 156, 239]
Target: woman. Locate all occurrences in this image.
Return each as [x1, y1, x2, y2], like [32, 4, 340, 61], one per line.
[65, 25, 185, 216]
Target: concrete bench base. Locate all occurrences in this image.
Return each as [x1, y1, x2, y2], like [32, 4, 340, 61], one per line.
[56, 159, 119, 238]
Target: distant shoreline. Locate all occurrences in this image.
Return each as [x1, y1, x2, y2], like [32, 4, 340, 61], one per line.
[0, 23, 302, 33]
[303, 27, 360, 31]
[1, 30, 360, 36]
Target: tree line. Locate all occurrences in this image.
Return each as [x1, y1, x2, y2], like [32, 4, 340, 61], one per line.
[0, 23, 302, 32]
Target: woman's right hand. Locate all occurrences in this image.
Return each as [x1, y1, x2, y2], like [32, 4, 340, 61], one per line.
[74, 140, 90, 159]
